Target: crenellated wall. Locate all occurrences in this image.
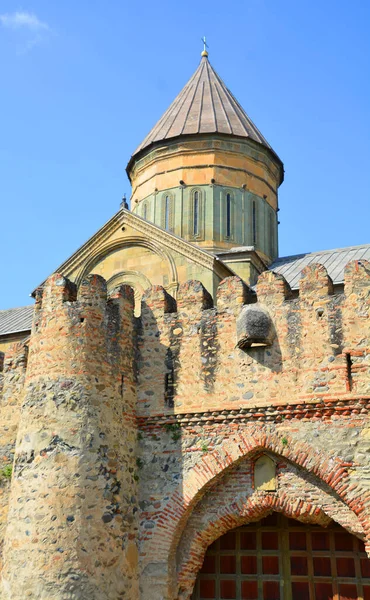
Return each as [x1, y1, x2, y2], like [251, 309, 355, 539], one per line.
[136, 260, 370, 416]
[132, 260, 370, 599]
[0, 260, 369, 599]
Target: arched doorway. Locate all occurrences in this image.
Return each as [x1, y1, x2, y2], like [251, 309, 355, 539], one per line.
[191, 513, 370, 600]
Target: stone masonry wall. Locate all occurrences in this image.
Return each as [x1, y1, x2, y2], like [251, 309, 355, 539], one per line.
[135, 260, 370, 599]
[0, 342, 28, 573]
[0, 260, 369, 599]
[0, 274, 138, 600]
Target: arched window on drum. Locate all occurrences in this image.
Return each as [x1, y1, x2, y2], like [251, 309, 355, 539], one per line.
[252, 200, 257, 246]
[226, 193, 232, 238]
[193, 190, 200, 236]
[190, 189, 202, 238]
[162, 194, 173, 232]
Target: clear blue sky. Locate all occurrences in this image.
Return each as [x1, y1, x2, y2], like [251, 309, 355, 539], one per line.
[1, 0, 369, 309]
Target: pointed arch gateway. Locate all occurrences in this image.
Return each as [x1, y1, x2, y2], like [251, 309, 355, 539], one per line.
[177, 454, 366, 600]
[142, 429, 369, 600]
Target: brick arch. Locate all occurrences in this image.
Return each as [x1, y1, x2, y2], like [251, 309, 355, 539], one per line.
[144, 426, 369, 570]
[177, 493, 338, 600]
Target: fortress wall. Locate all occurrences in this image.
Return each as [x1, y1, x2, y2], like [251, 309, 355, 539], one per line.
[137, 260, 370, 415]
[0, 261, 368, 599]
[135, 260, 370, 599]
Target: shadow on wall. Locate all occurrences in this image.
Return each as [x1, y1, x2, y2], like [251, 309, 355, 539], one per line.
[135, 276, 286, 599]
[134, 261, 370, 600]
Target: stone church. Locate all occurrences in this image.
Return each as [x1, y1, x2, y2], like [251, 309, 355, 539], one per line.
[0, 49, 370, 600]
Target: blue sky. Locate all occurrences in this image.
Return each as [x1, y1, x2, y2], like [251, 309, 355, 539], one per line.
[1, 0, 369, 309]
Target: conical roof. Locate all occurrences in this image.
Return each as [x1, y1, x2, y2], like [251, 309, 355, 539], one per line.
[130, 55, 280, 163]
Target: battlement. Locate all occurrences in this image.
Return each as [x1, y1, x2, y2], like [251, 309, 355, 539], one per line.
[34, 271, 134, 324]
[1, 263, 369, 419]
[28, 272, 134, 381]
[137, 259, 370, 415]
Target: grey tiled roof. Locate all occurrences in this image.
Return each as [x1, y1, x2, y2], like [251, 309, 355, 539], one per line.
[270, 244, 370, 289]
[0, 305, 33, 336]
[131, 56, 280, 161]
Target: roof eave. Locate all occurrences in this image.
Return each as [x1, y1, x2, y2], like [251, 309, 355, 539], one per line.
[126, 132, 284, 185]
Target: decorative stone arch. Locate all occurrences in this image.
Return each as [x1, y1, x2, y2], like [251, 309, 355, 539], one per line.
[106, 270, 152, 316]
[143, 426, 370, 599]
[75, 237, 178, 291]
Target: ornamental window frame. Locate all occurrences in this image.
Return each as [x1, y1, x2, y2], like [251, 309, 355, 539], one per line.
[193, 190, 200, 236]
[161, 193, 174, 232]
[189, 187, 204, 240]
[223, 190, 235, 241]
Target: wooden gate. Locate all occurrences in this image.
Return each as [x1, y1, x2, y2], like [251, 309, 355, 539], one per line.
[191, 513, 370, 600]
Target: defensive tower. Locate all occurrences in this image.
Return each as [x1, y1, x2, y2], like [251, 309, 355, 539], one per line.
[1, 274, 138, 599]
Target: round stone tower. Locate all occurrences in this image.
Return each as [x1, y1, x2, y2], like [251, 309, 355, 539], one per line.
[126, 50, 284, 266]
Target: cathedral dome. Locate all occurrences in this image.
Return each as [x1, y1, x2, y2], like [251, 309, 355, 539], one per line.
[126, 52, 284, 271]
[127, 53, 283, 179]
[127, 54, 282, 176]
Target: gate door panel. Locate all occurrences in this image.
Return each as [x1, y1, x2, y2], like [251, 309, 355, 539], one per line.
[192, 513, 370, 600]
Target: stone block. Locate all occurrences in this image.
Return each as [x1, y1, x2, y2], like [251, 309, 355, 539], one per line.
[236, 304, 275, 348]
[41, 272, 77, 310]
[142, 285, 176, 317]
[344, 259, 370, 294]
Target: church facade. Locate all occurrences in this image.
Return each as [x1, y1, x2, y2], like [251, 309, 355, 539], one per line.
[0, 50, 370, 600]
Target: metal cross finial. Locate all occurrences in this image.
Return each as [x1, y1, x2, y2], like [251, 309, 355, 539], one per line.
[201, 36, 209, 57]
